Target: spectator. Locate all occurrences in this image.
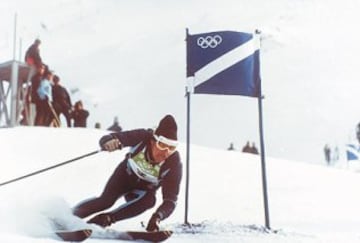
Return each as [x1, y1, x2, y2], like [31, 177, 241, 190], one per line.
[95, 122, 101, 129]
[250, 142, 259, 155]
[52, 75, 72, 127]
[21, 64, 48, 125]
[324, 144, 331, 165]
[35, 70, 59, 126]
[227, 142, 235, 151]
[333, 145, 339, 162]
[30, 64, 48, 104]
[242, 141, 252, 153]
[356, 123, 360, 144]
[72, 100, 89, 127]
[107, 116, 122, 132]
[25, 39, 43, 71]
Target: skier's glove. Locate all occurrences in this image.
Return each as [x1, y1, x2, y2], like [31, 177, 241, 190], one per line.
[100, 135, 122, 151]
[146, 213, 161, 232]
[87, 213, 114, 228]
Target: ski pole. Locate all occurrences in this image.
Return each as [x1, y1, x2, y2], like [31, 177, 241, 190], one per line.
[47, 100, 61, 127]
[0, 149, 101, 187]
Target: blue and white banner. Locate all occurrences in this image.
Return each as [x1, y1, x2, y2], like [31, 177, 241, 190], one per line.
[186, 30, 261, 97]
[346, 144, 360, 161]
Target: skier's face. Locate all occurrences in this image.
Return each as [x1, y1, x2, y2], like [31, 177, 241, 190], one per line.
[149, 138, 176, 163]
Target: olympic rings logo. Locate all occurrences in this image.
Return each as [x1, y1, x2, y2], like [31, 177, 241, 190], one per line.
[197, 35, 222, 49]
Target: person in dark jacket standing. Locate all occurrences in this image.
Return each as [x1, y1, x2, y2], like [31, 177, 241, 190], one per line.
[71, 100, 89, 127]
[73, 114, 182, 232]
[52, 75, 72, 127]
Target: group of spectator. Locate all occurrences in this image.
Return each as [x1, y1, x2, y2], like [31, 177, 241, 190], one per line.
[227, 141, 260, 155]
[242, 141, 259, 155]
[22, 39, 89, 127]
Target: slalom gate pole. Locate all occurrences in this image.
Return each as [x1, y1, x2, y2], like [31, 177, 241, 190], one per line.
[0, 149, 101, 187]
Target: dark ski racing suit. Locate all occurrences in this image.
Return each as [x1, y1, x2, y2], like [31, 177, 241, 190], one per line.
[73, 129, 182, 223]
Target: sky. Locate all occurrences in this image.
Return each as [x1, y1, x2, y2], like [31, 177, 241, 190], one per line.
[0, 127, 360, 243]
[1, 0, 360, 164]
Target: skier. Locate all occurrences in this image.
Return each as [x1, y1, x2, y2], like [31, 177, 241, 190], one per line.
[73, 114, 182, 232]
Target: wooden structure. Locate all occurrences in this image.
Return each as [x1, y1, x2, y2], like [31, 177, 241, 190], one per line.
[0, 60, 35, 127]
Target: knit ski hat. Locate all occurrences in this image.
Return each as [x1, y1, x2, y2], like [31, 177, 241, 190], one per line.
[155, 115, 178, 141]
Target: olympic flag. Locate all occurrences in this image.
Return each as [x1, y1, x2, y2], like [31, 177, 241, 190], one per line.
[186, 31, 261, 97]
[184, 30, 270, 230]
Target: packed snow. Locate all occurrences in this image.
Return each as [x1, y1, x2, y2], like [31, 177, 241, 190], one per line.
[0, 127, 359, 242]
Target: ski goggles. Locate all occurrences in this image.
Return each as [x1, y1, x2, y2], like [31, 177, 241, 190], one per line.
[153, 134, 178, 153]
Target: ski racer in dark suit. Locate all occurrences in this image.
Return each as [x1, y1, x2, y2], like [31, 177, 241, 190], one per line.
[73, 115, 182, 232]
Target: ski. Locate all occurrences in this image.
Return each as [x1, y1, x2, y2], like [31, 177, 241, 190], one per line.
[92, 229, 173, 242]
[56, 229, 92, 242]
[126, 230, 173, 242]
[51, 216, 172, 242]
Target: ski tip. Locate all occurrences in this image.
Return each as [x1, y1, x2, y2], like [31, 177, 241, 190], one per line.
[126, 230, 173, 242]
[163, 230, 173, 237]
[56, 229, 92, 242]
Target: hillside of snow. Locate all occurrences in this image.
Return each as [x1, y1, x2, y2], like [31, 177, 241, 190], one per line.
[0, 127, 359, 242]
[1, 0, 360, 163]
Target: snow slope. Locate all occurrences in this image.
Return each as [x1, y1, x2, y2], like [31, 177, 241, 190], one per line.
[1, 0, 360, 163]
[0, 127, 359, 242]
